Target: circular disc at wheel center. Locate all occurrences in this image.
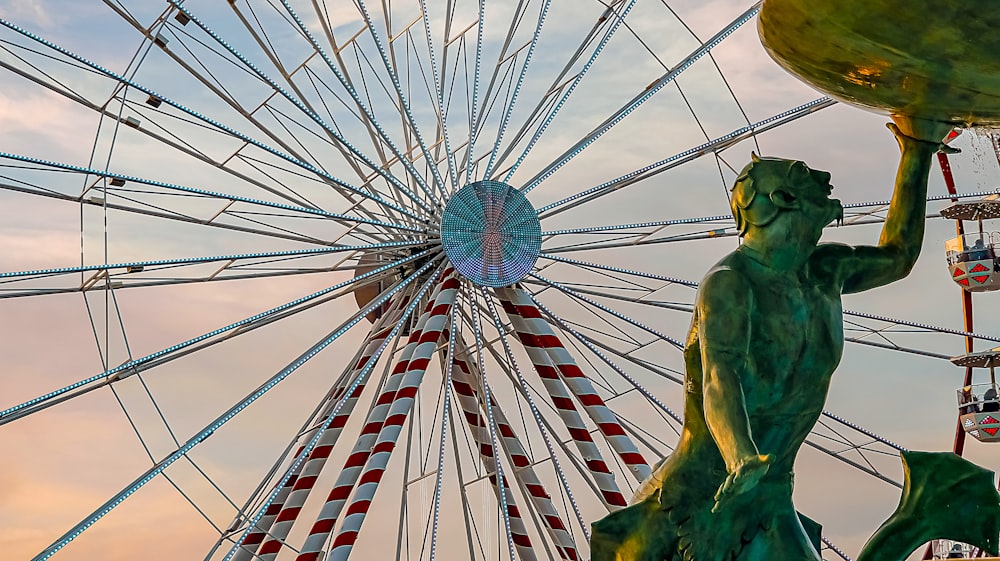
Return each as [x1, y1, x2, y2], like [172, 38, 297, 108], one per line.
[440, 180, 541, 287]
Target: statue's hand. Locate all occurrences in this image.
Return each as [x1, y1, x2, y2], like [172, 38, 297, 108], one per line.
[888, 116, 958, 153]
[711, 454, 773, 514]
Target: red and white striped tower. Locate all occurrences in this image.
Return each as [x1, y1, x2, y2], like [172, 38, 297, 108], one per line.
[496, 286, 651, 483]
[234, 291, 413, 561]
[292, 274, 457, 561]
[252, 288, 433, 560]
[289, 282, 443, 561]
[322, 275, 460, 561]
[448, 337, 579, 561]
[490, 287, 628, 508]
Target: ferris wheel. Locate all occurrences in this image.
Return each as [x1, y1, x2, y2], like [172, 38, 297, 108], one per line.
[1, 2, 997, 561]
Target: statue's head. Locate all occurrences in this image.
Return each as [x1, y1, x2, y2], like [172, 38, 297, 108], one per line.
[731, 153, 843, 240]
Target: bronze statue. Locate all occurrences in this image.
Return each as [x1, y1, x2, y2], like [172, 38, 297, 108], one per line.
[591, 117, 1000, 561]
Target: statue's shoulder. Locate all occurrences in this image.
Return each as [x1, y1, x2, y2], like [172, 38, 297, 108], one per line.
[698, 257, 752, 304]
[812, 242, 854, 259]
[809, 242, 855, 280]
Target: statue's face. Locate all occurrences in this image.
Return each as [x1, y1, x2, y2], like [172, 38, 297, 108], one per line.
[787, 161, 843, 241]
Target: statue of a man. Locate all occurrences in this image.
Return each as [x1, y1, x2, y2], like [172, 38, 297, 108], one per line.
[591, 118, 955, 561]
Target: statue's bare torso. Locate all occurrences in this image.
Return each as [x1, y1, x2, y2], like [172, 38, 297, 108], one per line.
[685, 247, 845, 474]
[592, 124, 947, 561]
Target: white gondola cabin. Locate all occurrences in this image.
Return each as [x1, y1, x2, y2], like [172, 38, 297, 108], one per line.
[951, 348, 1000, 443]
[942, 197, 1000, 292]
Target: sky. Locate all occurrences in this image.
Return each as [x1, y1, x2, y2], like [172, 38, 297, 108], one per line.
[0, 1, 998, 561]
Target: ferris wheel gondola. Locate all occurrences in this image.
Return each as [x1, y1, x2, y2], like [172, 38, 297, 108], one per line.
[952, 348, 1000, 443]
[943, 196, 1000, 291]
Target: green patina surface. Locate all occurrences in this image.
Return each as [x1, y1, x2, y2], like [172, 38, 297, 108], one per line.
[592, 6, 1000, 558]
[758, 0, 1000, 126]
[592, 121, 1000, 560]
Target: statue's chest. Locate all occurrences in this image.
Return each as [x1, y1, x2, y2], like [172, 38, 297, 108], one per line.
[748, 278, 844, 384]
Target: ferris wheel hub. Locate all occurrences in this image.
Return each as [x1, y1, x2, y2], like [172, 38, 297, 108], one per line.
[440, 180, 541, 287]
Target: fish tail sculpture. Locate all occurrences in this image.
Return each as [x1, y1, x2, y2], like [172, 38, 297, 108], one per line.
[591, 451, 1000, 561]
[856, 451, 1000, 561]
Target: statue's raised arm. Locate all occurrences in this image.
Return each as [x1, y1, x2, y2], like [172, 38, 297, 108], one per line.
[594, 116, 959, 561]
[811, 116, 956, 294]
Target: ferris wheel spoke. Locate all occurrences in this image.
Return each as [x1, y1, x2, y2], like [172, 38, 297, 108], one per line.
[843, 337, 952, 360]
[305, 2, 393, 168]
[0, 152, 423, 238]
[166, 2, 439, 218]
[443, 387, 490, 561]
[251, 283, 444, 561]
[0, 18, 429, 224]
[537, 283, 961, 360]
[110, 37, 396, 229]
[0, 241, 423, 298]
[541, 214, 732, 238]
[524, 287, 649, 350]
[425, 297, 465, 561]
[230, 293, 415, 561]
[464, 0, 537, 183]
[0, 180, 395, 251]
[822, 537, 854, 561]
[519, 2, 762, 195]
[811, 418, 899, 475]
[802, 439, 901, 489]
[350, 0, 451, 204]
[0, 43, 102, 112]
[473, 295, 628, 511]
[539, 197, 960, 247]
[480, 293, 606, 549]
[449, 344, 585, 559]
[529, 288, 913, 492]
[537, 258, 998, 357]
[538, 254, 698, 289]
[158, 18, 412, 219]
[496, 286, 653, 482]
[817, 410, 906, 464]
[467, 286, 534, 561]
[480, 0, 549, 181]
[525, 292, 683, 419]
[31, 257, 442, 561]
[121, 12, 333, 186]
[842, 313, 996, 360]
[0, 252, 412, 300]
[446, 362, 546, 561]
[309, 274, 458, 561]
[416, 0, 463, 193]
[529, 275, 685, 350]
[526, 281, 693, 326]
[221, 261, 447, 561]
[0, 249, 437, 427]
[463, 0, 486, 186]
[308, 2, 424, 198]
[536, 97, 835, 218]
[275, 0, 456, 203]
[546, 312, 687, 390]
[614, 407, 680, 455]
[0, 49, 374, 217]
[498, 0, 635, 184]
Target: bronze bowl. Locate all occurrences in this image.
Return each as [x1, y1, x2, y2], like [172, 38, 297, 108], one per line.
[759, 0, 1000, 127]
